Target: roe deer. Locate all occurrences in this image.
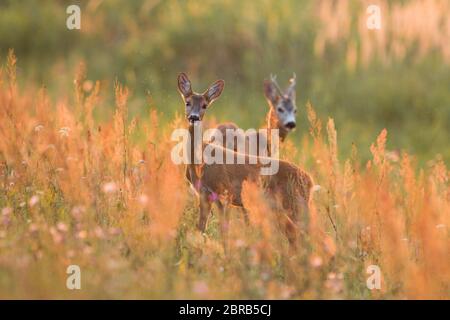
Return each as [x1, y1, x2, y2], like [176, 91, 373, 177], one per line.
[176, 73, 312, 246]
[213, 74, 298, 157]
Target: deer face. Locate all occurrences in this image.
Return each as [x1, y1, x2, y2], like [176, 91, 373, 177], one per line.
[264, 74, 297, 131]
[177, 73, 225, 125]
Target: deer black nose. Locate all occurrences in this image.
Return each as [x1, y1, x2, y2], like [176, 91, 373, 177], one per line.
[188, 115, 200, 122]
[285, 122, 296, 129]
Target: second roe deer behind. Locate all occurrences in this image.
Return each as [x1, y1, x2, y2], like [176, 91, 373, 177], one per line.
[213, 74, 298, 157]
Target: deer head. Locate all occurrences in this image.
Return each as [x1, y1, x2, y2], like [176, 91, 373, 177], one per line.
[263, 73, 297, 132]
[177, 73, 225, 125]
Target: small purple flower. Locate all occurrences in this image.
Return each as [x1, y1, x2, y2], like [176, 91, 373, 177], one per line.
[208, 192, 219, 202]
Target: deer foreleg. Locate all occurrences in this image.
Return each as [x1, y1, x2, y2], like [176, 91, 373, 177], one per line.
[198, 192, 212, 232]
[215, 200, 230, 253]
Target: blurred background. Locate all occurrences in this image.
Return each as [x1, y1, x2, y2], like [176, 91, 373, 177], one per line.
[0, 0, 449, 163]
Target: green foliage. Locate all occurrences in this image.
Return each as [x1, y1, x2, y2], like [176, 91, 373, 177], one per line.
[0, 0, 449, 164]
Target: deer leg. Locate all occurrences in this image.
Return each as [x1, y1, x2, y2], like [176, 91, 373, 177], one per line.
[240, 207, 250, 225]
[299, 198, 310, 235]
[198, 191, 212, 232]
[285, 199, 311, 251]
[215, 200, 230, 253]
[283, 212, 299, 248]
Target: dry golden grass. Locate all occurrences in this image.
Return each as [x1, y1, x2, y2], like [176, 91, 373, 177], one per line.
[0, 50, 448, 299]
[315, 0, 450, 68]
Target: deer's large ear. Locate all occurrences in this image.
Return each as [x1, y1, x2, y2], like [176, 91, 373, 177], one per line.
[177, 73, 192, 98]
[264, 80, 280, 106]
[286, 73, 296, 100]
[204, 80, 224, 103]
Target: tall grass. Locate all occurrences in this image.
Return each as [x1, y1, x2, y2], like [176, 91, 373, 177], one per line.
[315, 0, 450, 67]
[0, 51, 448, 299]
[1, 0, 449, 163]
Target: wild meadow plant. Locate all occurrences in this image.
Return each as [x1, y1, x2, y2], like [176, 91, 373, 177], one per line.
[0, 50, 448, 298]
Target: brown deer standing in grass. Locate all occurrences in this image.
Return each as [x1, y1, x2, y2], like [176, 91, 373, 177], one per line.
[176, 73, 312, 247]
[213, 74, 298, 157]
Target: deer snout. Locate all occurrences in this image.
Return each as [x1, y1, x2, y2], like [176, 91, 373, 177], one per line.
[188, 114, 200, 123]
[285, 121, 296, 130]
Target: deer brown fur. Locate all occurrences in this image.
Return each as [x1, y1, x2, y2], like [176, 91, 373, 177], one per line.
[213, 74, 298, 157]
[177, 73, 312, 246]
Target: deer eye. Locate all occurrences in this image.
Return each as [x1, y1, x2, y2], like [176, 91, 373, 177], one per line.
[277, 107, 284, 113]
[202, 104, 207, 109]
[185, 102, 191, 107]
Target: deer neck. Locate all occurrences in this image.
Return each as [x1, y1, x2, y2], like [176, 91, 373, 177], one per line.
[265, 108, 287, 156]
[267, 108, 288, 141]
[187, 124, 203, 187]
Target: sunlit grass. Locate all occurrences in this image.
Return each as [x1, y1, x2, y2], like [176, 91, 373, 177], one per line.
[0, 51, 448, 299]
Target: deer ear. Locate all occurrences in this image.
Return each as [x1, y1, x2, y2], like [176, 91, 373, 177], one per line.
[286, 74, 296, 100]
[264, 80, 279, 105]
[204, 80, 224, 103]
[177, 73, 192, 98]
[286, 88, 296, 101]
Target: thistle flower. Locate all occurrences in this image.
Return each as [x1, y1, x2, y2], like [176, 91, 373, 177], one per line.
[310, 255, 323, 268]
[102, 182, 117, 194]
[192, 281, 209, 295]
[1, 207, 12, 216]
[28, 195, 40, 208]
[138, 194, 149, 205]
